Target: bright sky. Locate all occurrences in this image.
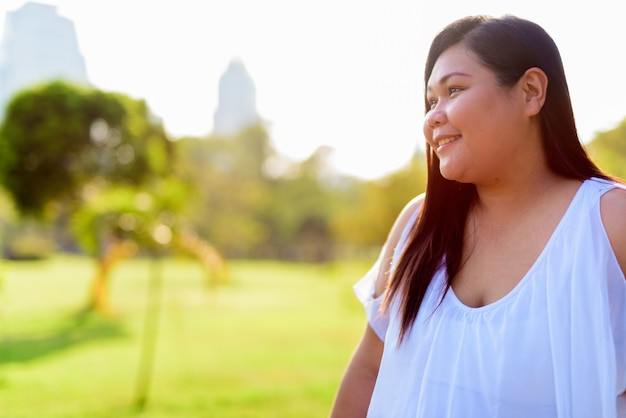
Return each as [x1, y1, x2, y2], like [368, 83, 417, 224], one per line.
[1, 0, 625, 179]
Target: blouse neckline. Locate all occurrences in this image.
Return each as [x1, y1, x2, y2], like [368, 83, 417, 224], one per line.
[446, 179, 588, 314]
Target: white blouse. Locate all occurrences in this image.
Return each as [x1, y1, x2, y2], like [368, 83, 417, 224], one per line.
[355, 178, 626, 417]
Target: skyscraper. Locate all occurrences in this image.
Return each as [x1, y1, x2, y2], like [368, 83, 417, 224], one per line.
[0, 2, 88, 116]
[212, 58, 260, 136]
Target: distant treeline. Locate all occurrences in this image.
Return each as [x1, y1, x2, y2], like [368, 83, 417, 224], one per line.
[0, 81, 623, 262]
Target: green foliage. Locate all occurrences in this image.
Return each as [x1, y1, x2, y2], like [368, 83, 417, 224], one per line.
[0, 186, 17, 224]
[173, 125, 427, 260]
[71, 179, 189, 256]
[5, 230, 55, 260]
[587, 117, 626, 180]
[331, 153, 426, 248]
[0, 79, 430, 260]
[0, 81, 171, 216]
[174, 126, 273, 258]
[260, 147, 337, 260]
[176, 129, 346, 260]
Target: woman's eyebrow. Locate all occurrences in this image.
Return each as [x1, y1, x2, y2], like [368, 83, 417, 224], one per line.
[427, 71, 472, 91]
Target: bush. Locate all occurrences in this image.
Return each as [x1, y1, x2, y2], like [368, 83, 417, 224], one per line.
[5, 233, 55, 260]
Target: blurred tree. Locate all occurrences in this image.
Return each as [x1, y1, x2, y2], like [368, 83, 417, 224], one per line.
[587, 117, 626, 180]
[0, 187, 17, 255]
[331, 152, 426, 251]
[0, 80, 225, 315]
[174, 124, 428, 260]
[261, 146, 336, 260]
[0, 80, 171, 216]
[174, 124, 273, 258]
[0, 187, 16, 309]
[175, 128, 344, 260]
[71, 181, 226, 314]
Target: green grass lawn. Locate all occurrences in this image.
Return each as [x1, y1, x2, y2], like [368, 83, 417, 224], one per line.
[0, 255, 372, 417]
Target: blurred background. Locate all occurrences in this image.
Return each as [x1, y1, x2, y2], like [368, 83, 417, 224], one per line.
[0, 1, 624, 417]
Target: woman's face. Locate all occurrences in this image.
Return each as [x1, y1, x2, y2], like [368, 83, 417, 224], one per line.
[423, 43, 530, 185]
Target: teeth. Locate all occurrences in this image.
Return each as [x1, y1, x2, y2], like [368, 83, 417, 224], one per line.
[438, 136, 459, 147]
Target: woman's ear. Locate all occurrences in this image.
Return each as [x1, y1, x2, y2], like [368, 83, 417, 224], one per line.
[521, 67, 548, 117]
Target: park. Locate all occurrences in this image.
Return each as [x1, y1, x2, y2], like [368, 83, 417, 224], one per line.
[0, 80, 623, 417]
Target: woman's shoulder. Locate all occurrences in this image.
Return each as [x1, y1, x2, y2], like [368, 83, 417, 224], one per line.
[599, 183, 626, 277]
[388, 193, 425, 251]
[373, 193, 425, 296]
[396, 193, 425, 227]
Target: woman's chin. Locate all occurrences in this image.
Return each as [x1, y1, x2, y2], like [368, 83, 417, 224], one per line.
[438, 165, 464, 182]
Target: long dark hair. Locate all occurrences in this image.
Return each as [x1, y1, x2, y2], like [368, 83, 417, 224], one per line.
[384, 15, 609, 342]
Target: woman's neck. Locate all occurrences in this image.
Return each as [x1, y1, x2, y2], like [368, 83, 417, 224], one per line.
[472, 169, 574, 224]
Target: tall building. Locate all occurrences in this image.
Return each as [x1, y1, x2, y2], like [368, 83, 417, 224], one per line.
[0, 2, 88, 116]
[213, 58, 260, 136]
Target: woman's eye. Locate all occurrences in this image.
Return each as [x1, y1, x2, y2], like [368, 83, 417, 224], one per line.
[449, 87, 462, 95]
[428, 98, 438, 109]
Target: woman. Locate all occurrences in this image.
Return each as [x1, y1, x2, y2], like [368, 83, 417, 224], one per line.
[331, 15, 626, 418]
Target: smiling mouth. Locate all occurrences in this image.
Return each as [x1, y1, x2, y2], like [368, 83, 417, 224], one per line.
[437, 135, 460, 148]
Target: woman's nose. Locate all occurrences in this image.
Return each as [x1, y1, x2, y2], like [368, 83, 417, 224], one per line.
[425, 106, 446, 128]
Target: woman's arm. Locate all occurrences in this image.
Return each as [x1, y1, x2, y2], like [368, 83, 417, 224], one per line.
[330, 194, 424, 417]
[329, 324, 384, 418]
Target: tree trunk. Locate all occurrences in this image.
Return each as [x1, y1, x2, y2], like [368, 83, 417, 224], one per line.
[87, 239, 138, 315]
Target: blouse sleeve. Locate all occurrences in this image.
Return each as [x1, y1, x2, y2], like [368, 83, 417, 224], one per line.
[353, 256, 389, 340]
[353, 202, 421, 341]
